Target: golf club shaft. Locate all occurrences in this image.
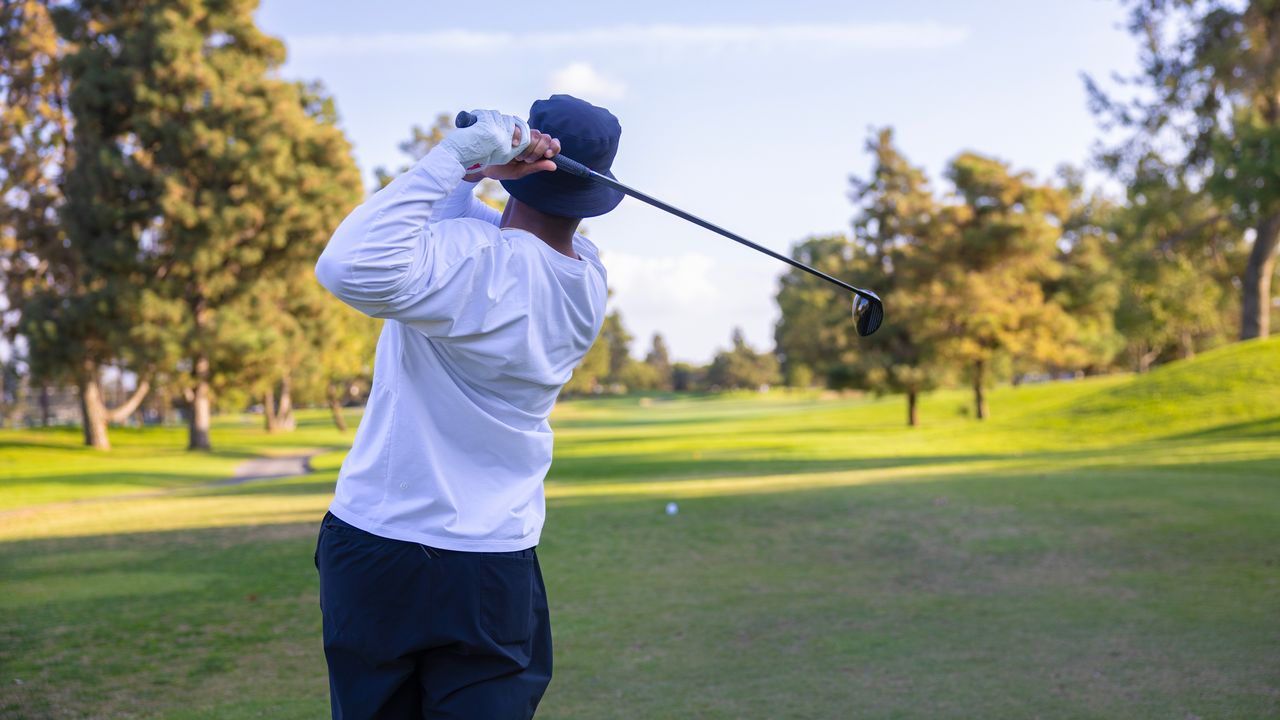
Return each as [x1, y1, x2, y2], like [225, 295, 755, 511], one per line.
[454, 111, 878, 303]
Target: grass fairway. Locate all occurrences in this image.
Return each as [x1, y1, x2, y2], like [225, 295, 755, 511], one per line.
[2, 338, 1279, 719]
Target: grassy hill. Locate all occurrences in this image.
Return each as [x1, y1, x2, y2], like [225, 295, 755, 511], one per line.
[1054, 335, 1280, 439]
[1, 338, 1277, 718]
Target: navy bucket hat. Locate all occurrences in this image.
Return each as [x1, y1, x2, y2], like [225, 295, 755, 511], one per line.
[502, 95, 623, 219]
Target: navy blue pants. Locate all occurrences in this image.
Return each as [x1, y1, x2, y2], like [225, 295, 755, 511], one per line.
[315, 512, 552, 719]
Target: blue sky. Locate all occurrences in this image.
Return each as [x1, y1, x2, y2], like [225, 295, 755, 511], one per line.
[256, 1, 1139, 363]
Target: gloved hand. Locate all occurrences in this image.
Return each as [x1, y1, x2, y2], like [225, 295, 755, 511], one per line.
[439, 109, 531, 170]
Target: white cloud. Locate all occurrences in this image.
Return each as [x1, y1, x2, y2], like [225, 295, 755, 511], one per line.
[606, 252, 718, 310]
[548, 62, 627, 101]
[602, 251, 777, 362]
[289, 22, 969, 56]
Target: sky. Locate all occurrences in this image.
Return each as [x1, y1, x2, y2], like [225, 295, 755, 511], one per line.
[256, 0, 1140, 363]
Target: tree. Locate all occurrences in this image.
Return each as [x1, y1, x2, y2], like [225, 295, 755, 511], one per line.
[217, 262, 374, 433]
[1046, 169, 1125, 374]
[923, 153, 1077, 420]
[55, 1, 363, 450]
[280, 260, 379, 433]
[1107, 163, 1241, 369]
[706, 327, 780, 390]
[214, 273, 302, 432]
[304, 299, 379, 433]
[671, 362, 704, 392]
[3, 0, 154, 449]
[614, 360, 662, 392]
[562, 309, 644, 393]
[208, 88, 364, 435]
[847, 128, 950, 426]
[857, 289, 952, 426]
[562, 333, 609, 395]
[1088, 0, 1280, 339]
[776, 130, 950, 425]
[643, 333, 673, 391]
[775, 235, 869, 389]
[0, 1, 66, 346]
[598, 310, 633, 384]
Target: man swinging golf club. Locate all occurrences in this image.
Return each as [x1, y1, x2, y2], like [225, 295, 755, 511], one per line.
[313, 94, 622, 719]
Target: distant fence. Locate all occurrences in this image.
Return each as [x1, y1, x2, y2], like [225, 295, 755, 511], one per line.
[8, 384, 81, 428]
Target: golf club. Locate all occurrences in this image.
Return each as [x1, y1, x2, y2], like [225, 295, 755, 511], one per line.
[455, 111, 885, 336]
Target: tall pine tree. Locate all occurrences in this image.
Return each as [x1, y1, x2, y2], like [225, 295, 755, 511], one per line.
[847, 129, 949, 426]
[4, 0, 154, 449]
[56, 0, 362, 450]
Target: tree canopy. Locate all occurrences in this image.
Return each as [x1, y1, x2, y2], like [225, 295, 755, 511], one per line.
[1088, 0, 1280, 339]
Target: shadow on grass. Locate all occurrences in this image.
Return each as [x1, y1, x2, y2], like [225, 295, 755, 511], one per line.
[1162, 414, 1280, 441]
[197, 478, 339, 498]
[549, 453, 1007, 483]
[188, 454, 1008, 500]
[0, 438, 97, 452]
[1, 466, 262, 496]
[3, 454, 1279, 720]
[550, 400, 859, 430]
[556, 421, 916, 448]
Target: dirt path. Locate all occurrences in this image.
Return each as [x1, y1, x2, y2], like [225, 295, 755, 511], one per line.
[0, 449, 324, 519]
[224, 453, 316, 485]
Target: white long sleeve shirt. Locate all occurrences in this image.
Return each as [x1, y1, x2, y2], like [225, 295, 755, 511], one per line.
[315, 147, 607, 551]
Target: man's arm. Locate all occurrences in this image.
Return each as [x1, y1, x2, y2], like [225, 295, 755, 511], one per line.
[314, 146, 470, 318]
[433, 176, 503, 226]
[433, 130, 562, 226]
[315, 111, 560, 324]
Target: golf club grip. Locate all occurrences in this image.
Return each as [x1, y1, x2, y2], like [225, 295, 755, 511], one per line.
[453, 110, 594, 179]
[551, 154, 593, 178]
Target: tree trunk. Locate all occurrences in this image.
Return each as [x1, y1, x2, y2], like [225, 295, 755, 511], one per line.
[1135, 345, 1159, 374]
[188, 293, 214, 450]
[107, 378, 150, 424]
[327, 384, 348, 433]
[39, 384, 51, 427]
[262, 377, 295, 433]
[972, 359, 988, 421]
[156, 385, 170, 426]
[1241, 213, 1280, 340]
[263, 388, 279, 432]
[1178, 330, 1195, 360]
[78, 359, 110, 450]
[276, 376, 295, 431]
[188, 354, 212, 451]
[906, 390, 918, 427]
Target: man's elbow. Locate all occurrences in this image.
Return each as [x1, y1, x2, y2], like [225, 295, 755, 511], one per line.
[314, 248, 409, 317]
[314, 251, 346, 298]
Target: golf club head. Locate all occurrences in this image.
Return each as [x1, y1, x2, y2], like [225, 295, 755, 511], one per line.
[853, 291, 884, 337]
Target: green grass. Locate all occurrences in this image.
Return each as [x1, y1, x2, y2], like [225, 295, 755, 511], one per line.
[2, 338, 1278, 718]
[0, 412, 358, 510]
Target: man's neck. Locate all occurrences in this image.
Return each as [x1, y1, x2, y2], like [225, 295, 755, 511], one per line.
[507, 219, 577, 258]
[502, 201, 580, 259]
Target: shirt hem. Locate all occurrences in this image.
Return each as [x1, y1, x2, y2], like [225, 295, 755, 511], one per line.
[328, 501, 541, 552]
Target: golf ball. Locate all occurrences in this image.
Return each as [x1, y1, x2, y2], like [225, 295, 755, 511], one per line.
[665, 502, 679, 515]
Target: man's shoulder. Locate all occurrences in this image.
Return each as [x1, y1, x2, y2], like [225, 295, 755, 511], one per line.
[572, 235, 606, 278]
[573, 234, 602, 260]
[430, 216, 504, 261]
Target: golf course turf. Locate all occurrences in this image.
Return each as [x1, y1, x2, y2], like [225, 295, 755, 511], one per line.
[2, 338, 1278, 718]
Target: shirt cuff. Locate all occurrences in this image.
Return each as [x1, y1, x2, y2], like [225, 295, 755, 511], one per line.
[416, 145, 469, 185]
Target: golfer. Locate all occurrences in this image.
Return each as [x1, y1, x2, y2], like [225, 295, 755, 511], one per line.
[313, 95, 622, 718]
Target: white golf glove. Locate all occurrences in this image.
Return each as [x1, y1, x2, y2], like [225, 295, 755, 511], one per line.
[439, 109, 531, 170]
